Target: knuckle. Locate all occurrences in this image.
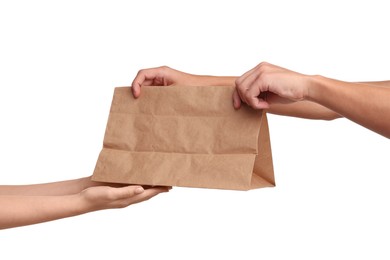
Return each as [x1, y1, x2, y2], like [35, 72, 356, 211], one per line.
[235, 78, 242, 86]
[243, 91, 250, 98]
[243, 91, 252, 100]
[259, 61, 269, 67]
[257, 62, 269, 73]
[236, 87, 245, 96]
[160, 65, 170, 71]
[136, 69, 145, 77]
[238, 83, 247, 92]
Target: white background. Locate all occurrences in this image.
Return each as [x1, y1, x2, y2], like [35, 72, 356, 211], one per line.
[0, 0, 389, 259]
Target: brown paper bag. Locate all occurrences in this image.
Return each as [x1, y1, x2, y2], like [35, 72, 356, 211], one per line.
[92, 86, 275, 190]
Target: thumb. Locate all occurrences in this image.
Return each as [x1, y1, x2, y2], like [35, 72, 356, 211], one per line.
[249, 96, 270, 109]
[112, 186, 144, 200]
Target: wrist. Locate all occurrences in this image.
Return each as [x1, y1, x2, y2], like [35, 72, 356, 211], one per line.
[305, 74, 325, 101]
[75, 191, 98, 213]
[73, 177, 91, 193]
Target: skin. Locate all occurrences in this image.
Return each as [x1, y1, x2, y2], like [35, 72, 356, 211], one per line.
[0, 176, 170, 229]
[131, 63, 390, 138]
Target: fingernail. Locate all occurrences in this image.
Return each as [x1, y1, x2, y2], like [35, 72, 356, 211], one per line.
[135, 187, 144, 194]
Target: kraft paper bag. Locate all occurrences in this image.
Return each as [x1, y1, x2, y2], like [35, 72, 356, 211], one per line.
[92, 86, 275, 190]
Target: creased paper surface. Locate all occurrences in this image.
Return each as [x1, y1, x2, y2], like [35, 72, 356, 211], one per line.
[92, 86, 274, 190]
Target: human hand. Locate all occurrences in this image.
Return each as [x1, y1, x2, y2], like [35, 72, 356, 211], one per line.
[233, 62, 310, 109]
[131, 66, 197, 98]
[79, 185, 171, 211]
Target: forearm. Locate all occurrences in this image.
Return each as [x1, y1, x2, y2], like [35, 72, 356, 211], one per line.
[258, 80, 390, 120]
[0, 194, 87, 229]
[189, 75, 236, 86]
[268, 101, 341, 120]
[308, 76, 390, 138]
[191, 75, 340, 120]
[0, 177, 97, 196]
[361, 81, 390, 87]
[189, 75, 390, 124]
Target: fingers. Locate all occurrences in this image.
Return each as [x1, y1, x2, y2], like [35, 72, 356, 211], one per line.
[249, 94, 270, 109]
[232, 89, 242, 109]
[246, 82, 270, 109]
[235, 72, 269, 110]
[131, 69, 156, 98]
[129, 186, 171, 205]
[112, 185, 145, 200]
[108, 185, 171, 208]
[131, 66, 174, 98]
[236, 64, 258, 85]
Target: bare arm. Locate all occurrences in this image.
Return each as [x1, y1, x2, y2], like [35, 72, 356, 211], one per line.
[0, 176, 102, 196]
[308, 77, 390, 137]
[0, 175, 171, 229]
[0, 185, 168, 229]
[234, 62, 390, 138]
[0, 194, 85, 229]
[193, 77, 390, 120]
[362, 81, 390, 87]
